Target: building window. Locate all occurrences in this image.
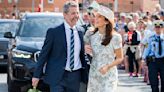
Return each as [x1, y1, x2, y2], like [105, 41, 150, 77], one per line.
[8, 0, 12, 3]
[48, 0, 54, 4]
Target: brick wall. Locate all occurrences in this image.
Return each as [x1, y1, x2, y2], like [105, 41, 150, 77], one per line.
[0, 0, 160, 18]
[142, 0, 159, 12]
[117, 0, 141, 12]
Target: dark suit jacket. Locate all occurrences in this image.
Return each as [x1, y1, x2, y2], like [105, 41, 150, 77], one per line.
[33, 23, 88, 86]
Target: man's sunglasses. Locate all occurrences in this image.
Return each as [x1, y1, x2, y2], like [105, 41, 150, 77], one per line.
[154, 23, 163, 28]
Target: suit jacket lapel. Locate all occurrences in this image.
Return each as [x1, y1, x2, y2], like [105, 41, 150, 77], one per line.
[61, 24, 84, 54]
[60, 23, 67, 52]
[61, 25, 84, 56]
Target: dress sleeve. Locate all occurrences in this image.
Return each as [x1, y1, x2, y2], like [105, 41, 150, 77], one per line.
[112, 34, 123, 49]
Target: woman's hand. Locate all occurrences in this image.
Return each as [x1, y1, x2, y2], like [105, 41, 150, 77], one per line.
[85, 44, 92, 55]
[99, 65, 110, 75]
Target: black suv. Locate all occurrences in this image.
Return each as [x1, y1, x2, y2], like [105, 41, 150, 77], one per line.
[0, 19, 19, 69]
[4, 12, 64, 92]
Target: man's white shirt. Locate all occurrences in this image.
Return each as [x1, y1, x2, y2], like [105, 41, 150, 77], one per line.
[64, 21, 82, 71]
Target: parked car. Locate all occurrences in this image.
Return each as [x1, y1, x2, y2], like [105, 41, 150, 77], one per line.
[0, 19, 20, 68]
[4, 12, 64, 92]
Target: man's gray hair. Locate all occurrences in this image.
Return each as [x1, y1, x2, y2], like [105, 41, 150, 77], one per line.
[63, 1, 78, 13]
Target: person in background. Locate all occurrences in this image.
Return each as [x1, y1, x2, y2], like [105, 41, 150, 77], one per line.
[143, 15, 148, 21]
[82, 12, 95, 33]
[82, 12, 91, 32]
[87, 12, 96, 27]
[11, 13, 16, 19]
[4, 14, 10, 19]
[121, 15, 133, 72]
[125, 21, 141, 77]
[159, 9, 164, 21]
[133, 13, 140, 23]
[142, 15, 154, 32]
[146, 11, 151, 17]
[124, 15, 133, 32]
[142, 20, 164, 92]
[151, 14, 160, 22]
[117, 13, 127, 33]
[138, 20, 153, 84]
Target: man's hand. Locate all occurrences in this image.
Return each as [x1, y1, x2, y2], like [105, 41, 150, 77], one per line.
[32, 77, 39, 88]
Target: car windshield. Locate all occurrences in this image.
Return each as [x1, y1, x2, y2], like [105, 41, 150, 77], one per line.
[19, 16, 63, 37]
[0, 22, 19, 37]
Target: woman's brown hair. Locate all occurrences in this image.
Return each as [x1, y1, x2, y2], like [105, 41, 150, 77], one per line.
[93, 18, 113, 46]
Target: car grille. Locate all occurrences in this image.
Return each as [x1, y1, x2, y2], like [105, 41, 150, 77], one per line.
[34, 51, 40, 62]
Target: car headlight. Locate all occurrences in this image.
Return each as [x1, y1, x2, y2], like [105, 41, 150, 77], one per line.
[12, 49, 32, 58]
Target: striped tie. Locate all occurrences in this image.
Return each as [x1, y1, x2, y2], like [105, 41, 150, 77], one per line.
[158, 36, 162, 55]
[70, 28, 74, 70]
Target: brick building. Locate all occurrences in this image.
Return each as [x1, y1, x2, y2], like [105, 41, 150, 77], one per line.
[0, 0, 160, 18]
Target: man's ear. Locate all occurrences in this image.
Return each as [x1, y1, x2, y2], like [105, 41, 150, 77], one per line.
[63, 13, 66, 17]
[63, 13, 68, 20]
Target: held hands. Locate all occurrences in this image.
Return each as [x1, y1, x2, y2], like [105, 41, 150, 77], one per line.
[32, 77, 39, 88]
[85, 44, 92, 55]
[125, 41, 131, 45]
[128, 41, 132, 45]
[99, 65, 110, 75]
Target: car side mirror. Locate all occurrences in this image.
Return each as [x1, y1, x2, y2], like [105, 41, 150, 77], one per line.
[4, 32, 14, 38]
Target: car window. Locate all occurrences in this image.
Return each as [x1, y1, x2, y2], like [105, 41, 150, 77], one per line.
[19, 16, 64, 37]
[0, 22, 19, 37]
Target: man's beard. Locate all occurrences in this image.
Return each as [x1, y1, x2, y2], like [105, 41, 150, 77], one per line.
[71, 17, 78, 22]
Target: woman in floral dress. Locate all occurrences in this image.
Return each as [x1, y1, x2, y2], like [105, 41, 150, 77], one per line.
[84, 4, 124, 92]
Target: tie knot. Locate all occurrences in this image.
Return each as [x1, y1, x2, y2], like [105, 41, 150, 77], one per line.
[70, 28, 74, 31]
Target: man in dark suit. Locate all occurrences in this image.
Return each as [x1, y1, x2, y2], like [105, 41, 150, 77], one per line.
[32, 1, 88, 92]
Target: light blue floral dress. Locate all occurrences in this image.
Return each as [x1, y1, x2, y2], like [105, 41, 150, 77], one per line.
[84, 30, 122, 92]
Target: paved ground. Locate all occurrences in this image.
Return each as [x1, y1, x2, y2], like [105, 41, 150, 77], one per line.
[0, 70, 152, 92]
[117, 70, 151, 92]
[0, 73, 7, 92]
